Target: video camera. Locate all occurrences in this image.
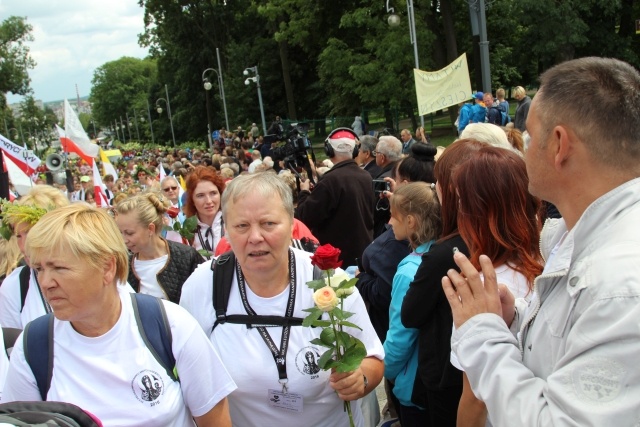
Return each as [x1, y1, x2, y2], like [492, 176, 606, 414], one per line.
[267, 122, 315, 184]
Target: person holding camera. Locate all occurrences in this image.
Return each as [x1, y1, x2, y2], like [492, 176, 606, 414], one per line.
[372, 136, 403, 239]
[295, 128, 374, 267]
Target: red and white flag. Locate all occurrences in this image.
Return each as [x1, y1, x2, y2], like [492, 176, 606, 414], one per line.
[60, 99, 99, 165]
[158, 162, 167, 182]
[0, 133, 41, 175]
[4, 153, 33, 196]
[92, 161, 109, 207]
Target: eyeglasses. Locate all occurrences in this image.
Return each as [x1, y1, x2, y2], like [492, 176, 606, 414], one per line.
[163, 186, 178, 192]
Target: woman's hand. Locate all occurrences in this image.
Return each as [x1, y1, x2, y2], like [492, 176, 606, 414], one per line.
[329, 367, 367, 401]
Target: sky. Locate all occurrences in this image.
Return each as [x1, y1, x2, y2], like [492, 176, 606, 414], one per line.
[2, 0, 149, 105]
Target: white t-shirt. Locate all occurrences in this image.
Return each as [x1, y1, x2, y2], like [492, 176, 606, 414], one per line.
[0, 326, 8, 402]
[0, 267, 135, 329]
[3, 287, 237, 426]
[134, 255, 169, 300]
[450, 264, 531, 371]
[0, 267, 49, 329]
[180, 248, 385, 427]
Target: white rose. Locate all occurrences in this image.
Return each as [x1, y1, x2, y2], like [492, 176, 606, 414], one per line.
[325, 271, 351, 289]
[336, 286, 356, 298]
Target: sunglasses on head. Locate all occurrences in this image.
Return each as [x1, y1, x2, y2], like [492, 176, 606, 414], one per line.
[163, 186, 178, 192]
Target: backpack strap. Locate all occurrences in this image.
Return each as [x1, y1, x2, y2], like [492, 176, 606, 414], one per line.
[23, 314, 55, 401]
[211, 251, 324, 331]
[211, 251, 236, 331]
[130, 293, 178, 382]
[19, 266, 30, 313]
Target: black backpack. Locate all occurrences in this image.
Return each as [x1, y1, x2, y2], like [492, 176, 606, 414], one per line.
[210, 251, 322, 331]
[23, 293, 178, 401]
[0, 401, 102, 427]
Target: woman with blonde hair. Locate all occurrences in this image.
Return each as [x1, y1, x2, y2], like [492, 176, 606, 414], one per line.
[513, 86, 532, 132]
[0, 185, 69, 329]
[115, 192, 203, 303]
[385, 182, 441, 425]
[3, 203, 235, 426]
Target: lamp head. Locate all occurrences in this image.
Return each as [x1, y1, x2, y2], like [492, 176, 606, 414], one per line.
[204, 81, 213, 91]
[388, 13, 401, 26]
[243, 69, 249, 76]
[244, 78, 251, 86]
[157, 107, 163, 114]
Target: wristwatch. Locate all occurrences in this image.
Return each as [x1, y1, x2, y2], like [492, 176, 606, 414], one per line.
[363, 374, 369, 391]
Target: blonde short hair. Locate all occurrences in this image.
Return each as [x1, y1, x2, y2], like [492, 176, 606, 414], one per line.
[513, 86, 526, 98]
[115, 192, 170, 235]
[0, 236, 22, 278]
[222, 172, 293, 220]
[496, 88, 506, 99]
[25, 204, 129, 284]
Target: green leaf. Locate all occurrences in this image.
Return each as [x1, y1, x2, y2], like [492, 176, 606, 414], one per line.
[310, 319, 332, 327]
[183, 215, 198, 233]
[173, 222, 181, 231]
[302, 310, 321, 327]
[318, 347, 335, 369]
[320, 327, 336, 346]
[336, 331, 353, 348]
[337, 277, 358, 289]
[198, 249, 212, 258]
[306, 279, 327, 290]
[335, 341, 367, 373]
[332, 307, 354, 321]
[338, 320, 363, 331]
[310, 338, 333, 348]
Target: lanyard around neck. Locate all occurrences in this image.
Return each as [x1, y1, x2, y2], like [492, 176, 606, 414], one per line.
[235, 249, 296, 391]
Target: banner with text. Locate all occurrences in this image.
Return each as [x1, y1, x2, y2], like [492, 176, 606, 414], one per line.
[0, 133, 41, 175]
[414, 53, 472, 116]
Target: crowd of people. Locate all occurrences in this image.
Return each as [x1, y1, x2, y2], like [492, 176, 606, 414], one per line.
[0, 56, 639, 427]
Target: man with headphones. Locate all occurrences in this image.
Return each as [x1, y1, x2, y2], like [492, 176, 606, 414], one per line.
[295, 128, 375, 267]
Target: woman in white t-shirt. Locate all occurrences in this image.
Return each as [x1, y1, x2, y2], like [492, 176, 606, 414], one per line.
[0, 185, 69, 329]
[2, 203, 236, 426]
[180, 172, 385, 427]
[452, 146, 543, 427]
[183, 166, 226, 259]
[115, 192, 204, 303]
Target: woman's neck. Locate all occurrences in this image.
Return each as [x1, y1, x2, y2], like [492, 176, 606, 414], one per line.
[243, 265, 290, 298]
[72, 289, 122, 337]
[138, 236, 167, 261]
[198, 211, 217, 227]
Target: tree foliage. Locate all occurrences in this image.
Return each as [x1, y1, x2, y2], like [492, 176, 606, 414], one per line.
[0, 16, 36, 96]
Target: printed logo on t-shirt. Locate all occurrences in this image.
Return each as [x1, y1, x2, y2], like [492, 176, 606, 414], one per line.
[295, 346, 321, 378]
[131, 370, 165, 406]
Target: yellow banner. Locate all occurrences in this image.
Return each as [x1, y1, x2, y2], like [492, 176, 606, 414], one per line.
[414, 53, 472, 116]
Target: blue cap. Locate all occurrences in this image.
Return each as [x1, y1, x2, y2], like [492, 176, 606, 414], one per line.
[474, 92, 484, 100]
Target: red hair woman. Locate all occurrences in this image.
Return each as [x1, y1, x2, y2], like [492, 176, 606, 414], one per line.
[184, 166, 226, 259]
[452, 145, 543, 426]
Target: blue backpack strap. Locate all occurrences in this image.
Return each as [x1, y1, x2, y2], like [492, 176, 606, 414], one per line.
[23, 314, 55, 401]
[130, 293, 178, 382]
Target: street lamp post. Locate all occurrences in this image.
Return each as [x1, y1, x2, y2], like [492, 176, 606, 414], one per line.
[244, 66, 267, 135]
[202, 68, 216, 151]
[386, 0, 424, 128]
[146, 99, 156, 145]
[125, 113, 133, 141]
[467, 0, 491, 94]
[216, 48, 230, 131]
[90, 120, 97, 139]
[156, 84, 177, 147]
[120, 116, 126, 143]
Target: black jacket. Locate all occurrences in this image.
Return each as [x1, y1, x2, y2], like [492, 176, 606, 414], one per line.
[128, 239, 204, 303]
[401, 235, 469, 405]
[296, 159, 374, 266]
[356, 226, 410, 342]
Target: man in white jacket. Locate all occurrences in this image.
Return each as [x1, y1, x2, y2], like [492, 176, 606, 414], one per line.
[442, 57, 640, 426]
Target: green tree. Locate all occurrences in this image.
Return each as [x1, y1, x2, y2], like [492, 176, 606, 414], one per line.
[90, 57, 157, 137]
[0, 16, 36, 96]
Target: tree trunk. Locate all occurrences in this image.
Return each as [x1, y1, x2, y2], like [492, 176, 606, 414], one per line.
[278, 38, 298, 120]
[618, 0, 635, 37]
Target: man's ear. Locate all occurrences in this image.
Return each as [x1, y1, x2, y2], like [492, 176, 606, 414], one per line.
[552, 125, 575, 170]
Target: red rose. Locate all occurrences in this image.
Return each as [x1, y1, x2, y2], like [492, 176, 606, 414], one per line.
[310, 244, 343, 270]
[167, 206, 180, 219]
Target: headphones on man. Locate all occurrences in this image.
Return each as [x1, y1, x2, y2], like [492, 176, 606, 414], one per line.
[324, 127, 360, 159]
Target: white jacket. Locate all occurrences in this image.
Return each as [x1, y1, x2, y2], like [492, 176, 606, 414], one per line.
[452, 178, 640, 426]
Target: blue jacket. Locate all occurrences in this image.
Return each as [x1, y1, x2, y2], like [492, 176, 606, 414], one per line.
[470, 102, 487, 124]
[383, 241, 433, 407]
[457, 103, 473, 133]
